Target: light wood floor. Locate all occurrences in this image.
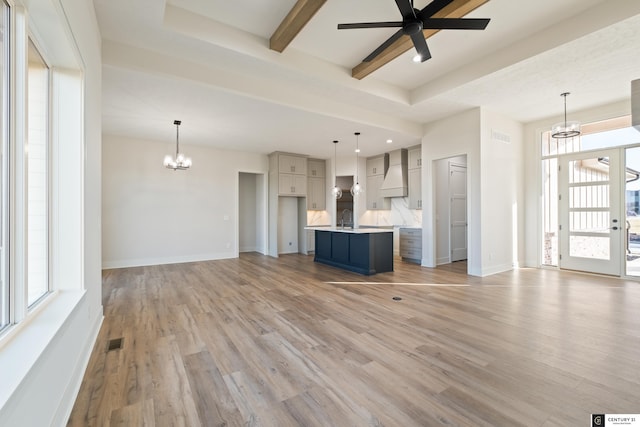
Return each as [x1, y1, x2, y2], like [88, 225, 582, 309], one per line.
[68, 253, 640, 426]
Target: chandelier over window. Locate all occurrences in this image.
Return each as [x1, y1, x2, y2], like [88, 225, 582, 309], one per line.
[351, 132, 364, 196]
[551, 92, 581, 139]
[163, 120, 192, 170]
[331, 140, 342, 199]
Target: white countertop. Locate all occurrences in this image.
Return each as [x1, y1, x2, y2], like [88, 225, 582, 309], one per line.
[305, 227, 393, 234]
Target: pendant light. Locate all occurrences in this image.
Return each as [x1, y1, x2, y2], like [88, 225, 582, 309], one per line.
[331, 140, 342, 199]
[350, 132, 364, 196]
[551, 92, 581, 139]
[163, 120, 192, 170]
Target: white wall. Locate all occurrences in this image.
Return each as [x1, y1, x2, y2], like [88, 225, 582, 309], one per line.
[480, 109, 524, 275]
[0, 0, 104, 425]
[102, 136, 268, 268]
[422, 108, 525, 276]
[423, 109, 482, 274]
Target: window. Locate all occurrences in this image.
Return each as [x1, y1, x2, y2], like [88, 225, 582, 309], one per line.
[0, 0, 9, 331]
[540, 116, 640, 268]
[26, 39, 49, 306]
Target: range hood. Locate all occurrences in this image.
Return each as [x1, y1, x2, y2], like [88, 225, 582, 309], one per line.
[633, 79, 640, 131]
[379, 149, 408, 198]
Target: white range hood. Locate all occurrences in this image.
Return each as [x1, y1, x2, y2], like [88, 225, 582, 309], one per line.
[379, 149, 408, 198]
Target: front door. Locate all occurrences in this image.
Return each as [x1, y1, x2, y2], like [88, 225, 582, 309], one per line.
[558, 149, 622, 275]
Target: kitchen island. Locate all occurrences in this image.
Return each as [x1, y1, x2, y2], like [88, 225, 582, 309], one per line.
[307, 227, 394, 275]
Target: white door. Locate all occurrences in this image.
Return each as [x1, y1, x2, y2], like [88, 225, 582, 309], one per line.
[450, 163, 467, 261]
[559, 149, 622, 275]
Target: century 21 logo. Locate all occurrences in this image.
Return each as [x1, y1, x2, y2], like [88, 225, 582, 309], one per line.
[592, 414, 604, 426]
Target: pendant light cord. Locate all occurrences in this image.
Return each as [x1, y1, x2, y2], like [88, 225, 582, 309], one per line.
[355, 132, 360, 184]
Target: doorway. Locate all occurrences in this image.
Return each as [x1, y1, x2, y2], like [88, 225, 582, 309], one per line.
[435, 156, 468, 265]
[238, 172, 267, 255]
[336, 176, 354, 227]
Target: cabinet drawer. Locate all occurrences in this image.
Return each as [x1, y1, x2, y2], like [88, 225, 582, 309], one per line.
[400, 248, 422, 259]
[400, 228, 422, 237]
[401, 238, 421, 249]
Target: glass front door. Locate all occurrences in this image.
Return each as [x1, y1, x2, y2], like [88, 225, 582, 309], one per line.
[559, 149, 622, 275]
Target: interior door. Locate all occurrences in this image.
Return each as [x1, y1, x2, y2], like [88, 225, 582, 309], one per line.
[450, 163, 467, 262]
[558, 149, 622, 275]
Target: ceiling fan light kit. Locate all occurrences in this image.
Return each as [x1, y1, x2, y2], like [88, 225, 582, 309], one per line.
[338, 0, 490, 64]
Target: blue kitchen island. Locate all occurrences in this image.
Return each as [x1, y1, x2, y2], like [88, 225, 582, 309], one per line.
[308, 227, 394, 275]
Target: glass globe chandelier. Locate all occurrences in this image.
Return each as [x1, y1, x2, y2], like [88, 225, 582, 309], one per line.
[331, 140, 342, 199]
[163, 120, 192, 170]
[551, 92, 581, 139]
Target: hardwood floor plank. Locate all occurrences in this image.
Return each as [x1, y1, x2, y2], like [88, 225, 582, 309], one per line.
[69, 253, 640, 426]
[183, 351, 244, 426]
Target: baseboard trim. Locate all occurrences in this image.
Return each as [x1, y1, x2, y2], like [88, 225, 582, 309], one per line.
[53, 310, 103, 426]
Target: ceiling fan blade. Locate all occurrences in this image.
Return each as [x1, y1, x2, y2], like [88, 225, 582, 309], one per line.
[419, 0, 454, 18]
[410, 32, 431, 62]
[395, 0, 416, 20]
[363, 29, 404, 62]
[338, 22, 403, 30]
[421, 18, 490, 30]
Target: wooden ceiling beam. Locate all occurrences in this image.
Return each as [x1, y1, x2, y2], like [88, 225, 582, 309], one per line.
[352, 0, 490, 80]
[270, 0, 327, 53]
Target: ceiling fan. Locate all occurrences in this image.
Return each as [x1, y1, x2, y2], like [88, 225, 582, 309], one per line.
[337, 0, 490, 63]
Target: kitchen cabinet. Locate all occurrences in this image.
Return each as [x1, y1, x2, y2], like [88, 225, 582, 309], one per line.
[366, 175, 390, 210]
[400, 228, 422, 263]
[408, 145, 422, 210]
[313, 228, 394, 275]
[366, 154, 390, 210]
[366, 154, 388, 177]
[408, 169, 422, 209]
[271, 152, 308, 197]
[307, 159, 325, 178]
[278, 154, 307, 175]
[278, 173, 307, 196]
[307, 158, 326, 210]
[408, 146, 422, 169]
[307, 176, 325, 210]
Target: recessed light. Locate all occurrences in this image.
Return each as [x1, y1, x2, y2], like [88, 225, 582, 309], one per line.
[355, 148, 360, 153]
[386, 139, 393, 144]
[412, 54, 421, 63]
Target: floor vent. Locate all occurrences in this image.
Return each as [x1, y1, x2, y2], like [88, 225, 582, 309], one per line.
[107, 337, 124, 352]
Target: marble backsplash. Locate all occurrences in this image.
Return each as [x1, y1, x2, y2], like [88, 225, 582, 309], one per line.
[359, 197, 422, 228]
[307, 210, 331, 226]
[307, 198, 422, 228]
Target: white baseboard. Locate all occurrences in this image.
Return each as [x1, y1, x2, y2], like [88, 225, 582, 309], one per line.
[480, 263, 514, 277]
[102, 252, 237, 269]
[53, 310, 103, 426]
[436, 256, 451, 265]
